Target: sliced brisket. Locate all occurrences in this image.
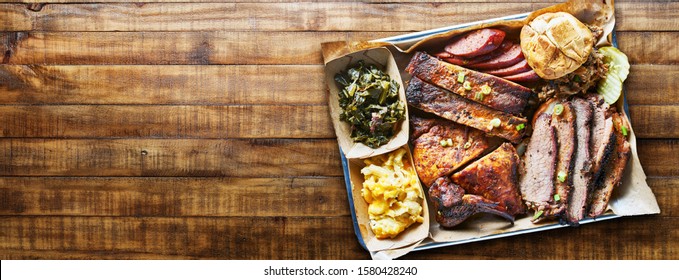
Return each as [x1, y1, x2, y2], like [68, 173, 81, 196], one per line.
[588, 113, 631, 217]
[566, 98, 594, 224]
[519, 112, 557, 219]
[550, 101, 576, 217]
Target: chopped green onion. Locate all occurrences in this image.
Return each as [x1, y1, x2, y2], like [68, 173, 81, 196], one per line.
[553, 104, 564, 116]
[446, 138, 453, 147]
[554, 194, 561, 202]
[463, 142, 472, 149]
[489, 118, 501, 128]
[533, 210, 544, 220]
[480, 85, 492, 95]
[475, 92, 484, 101]
[463, 81, 472, 90]
[516, 123, 525, 131]
[621, 125, 629, 137]
[440, 140, 448, 147]
[457, 72, 466, 83]
[557, 171, 567, 183]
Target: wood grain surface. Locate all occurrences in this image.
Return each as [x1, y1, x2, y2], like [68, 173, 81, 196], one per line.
[0, 0, 677, 260]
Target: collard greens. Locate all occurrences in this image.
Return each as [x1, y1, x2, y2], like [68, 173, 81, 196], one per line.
[334, 61, 405, 148]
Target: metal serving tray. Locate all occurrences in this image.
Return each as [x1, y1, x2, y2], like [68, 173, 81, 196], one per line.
[339, 12, 626, 252]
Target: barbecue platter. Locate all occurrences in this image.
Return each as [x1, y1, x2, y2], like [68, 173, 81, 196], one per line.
[322, 0, 659, 259]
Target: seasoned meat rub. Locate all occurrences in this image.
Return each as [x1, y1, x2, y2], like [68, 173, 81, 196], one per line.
[550, 101, 576, 217]
[451, 143, 526, 216]
[406, 52, 532, 115]
[406, 77, 527, 143]
[587, 94, 616, 183]
[588, 113, 631, 217]
[410, 116, 496, 187]
[566, 98, 594, 224]
[429, 177, 514, 228]
[519, 112, 557, 219]
[443, 29, 506, 57]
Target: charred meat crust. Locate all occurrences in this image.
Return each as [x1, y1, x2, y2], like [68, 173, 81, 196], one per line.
[566, 98, 594, 224]
[406, 77, 527, 143]
[588, 113, 631, 217]
[406, 52, 531, 116]
[429, 177, 514, 228]
[519, 112, 558, 216]
[451, 143, 526, 216]
[550, 101, 576, 217]
[410, 116, 494, 187]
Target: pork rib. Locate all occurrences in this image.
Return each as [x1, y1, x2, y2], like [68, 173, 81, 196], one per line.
[406, 77, 527, 143]
[406, 52, 531, 115]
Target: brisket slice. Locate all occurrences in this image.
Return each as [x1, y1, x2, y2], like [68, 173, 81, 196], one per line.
[566, 98, 594, 224]
[549, 101, 576, 217]
[406, 52, 531, 116]
[451, 143, 526, 216]
[410, 116, 496, 187]
[406, 77, 527, 143]
[519, 112, 557, 219]
[587, 94, 617, 184]
[588, 113, 631, 217]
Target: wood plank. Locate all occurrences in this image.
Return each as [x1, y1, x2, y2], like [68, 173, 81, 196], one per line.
[646, 177, 678, 218]
[0, 216, 368, 259]
[0, 3, 549, 32]
[0, 104, 675, 139]
[0, 216, 674, 259]
[0, 105, 334, 138]
[0, 65, 327, 105]
[1, 31, 675, 65]
[628, 105, 679, 138]
[0, 176, 672, 218]
[0, 140, 674, 178]
[625, 64, 679, 105]
[0, 139, 343, 177]
[0, 64, 676, 106]
[405, 216, 677, 259]
[637, 139, 679, 177]
[0, 31, 398, 65]
[0, 177, 349, 217]
[0, 0, 567, 3]
[616, 32, 679, 65]
[1, 2, 676, 32]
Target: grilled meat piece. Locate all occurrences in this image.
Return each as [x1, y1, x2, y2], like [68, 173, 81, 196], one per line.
[406, 52, 532, 115]
[410, 115, 439, 140]
[410, 115, 496, 187]
[588, 113, 631, 217]
[451, 143, 526, 216]
[444, 29, 506, 57]
[406, 77, 527, 143]
[587, 94, 616, 184]
[519, 112, 558, 220]
[429, 177, 514, 228]
[566, 98, 594, 224]
[550, 100, 576, 217]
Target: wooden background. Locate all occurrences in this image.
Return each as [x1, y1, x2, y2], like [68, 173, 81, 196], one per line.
[0, 0, 677, 259]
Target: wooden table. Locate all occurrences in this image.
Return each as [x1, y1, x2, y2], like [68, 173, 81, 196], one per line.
[0, 0, 676, 260]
